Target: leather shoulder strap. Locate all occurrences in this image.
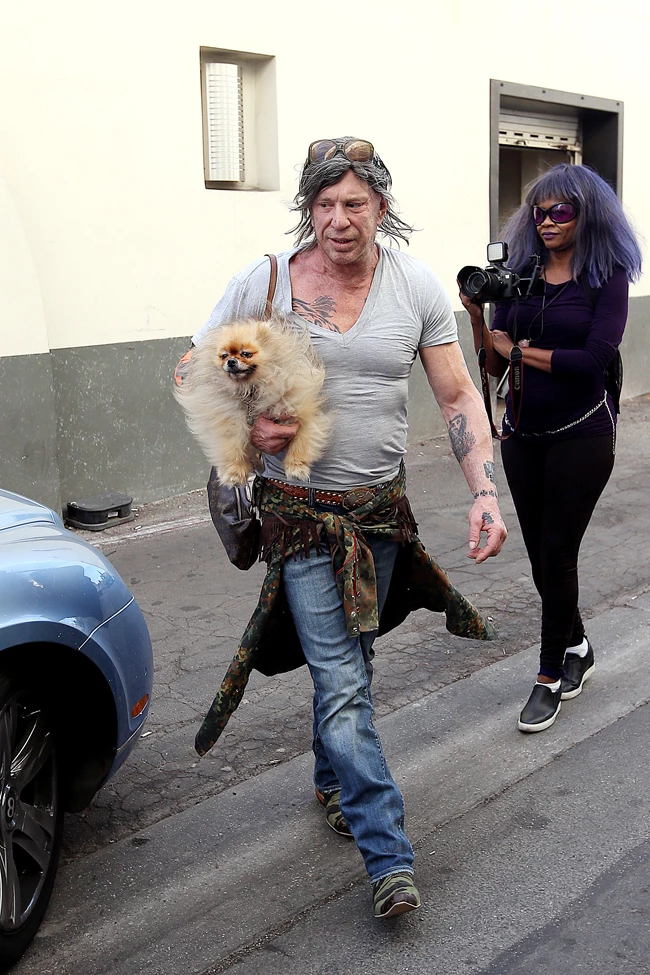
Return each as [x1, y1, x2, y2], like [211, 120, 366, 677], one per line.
[263, 253, 278, 320]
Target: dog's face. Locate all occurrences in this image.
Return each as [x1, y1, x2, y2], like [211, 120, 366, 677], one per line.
[215, 324, 266, 385]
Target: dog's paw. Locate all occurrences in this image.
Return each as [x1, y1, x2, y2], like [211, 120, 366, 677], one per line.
[219, 464, 252, 487]
[283, 461, 311, 481]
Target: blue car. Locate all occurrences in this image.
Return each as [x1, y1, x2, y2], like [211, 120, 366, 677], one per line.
[0, 489, 153, 970]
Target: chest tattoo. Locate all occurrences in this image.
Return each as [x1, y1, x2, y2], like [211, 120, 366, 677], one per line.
[292, 295, 341, 332]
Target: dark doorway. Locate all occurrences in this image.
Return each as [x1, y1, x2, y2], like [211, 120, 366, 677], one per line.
[490, 81, 623, 241]
[498, 147, 574, 235]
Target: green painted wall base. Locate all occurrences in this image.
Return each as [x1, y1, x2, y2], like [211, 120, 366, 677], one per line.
[0, 353, 61, 510]
[49, 337, 201, 509]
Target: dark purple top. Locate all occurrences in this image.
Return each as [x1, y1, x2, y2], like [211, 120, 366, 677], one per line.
[491, 267, 628, 440]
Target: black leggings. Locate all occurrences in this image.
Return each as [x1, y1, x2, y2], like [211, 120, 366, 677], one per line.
[500, 434, 615, 680]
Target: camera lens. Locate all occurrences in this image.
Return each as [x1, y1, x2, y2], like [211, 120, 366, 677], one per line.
[457, 265, 485, 300]
[465, 270, 489, 297]
[458, 253, 523, 303]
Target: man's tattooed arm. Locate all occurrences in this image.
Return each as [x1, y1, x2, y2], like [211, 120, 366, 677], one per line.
[419, 341, 507, 560]
[292, 296, 340, 332]
[447, 413, 476, 463]
[474, 460, 498, 499]
[449, 415, 499, 500]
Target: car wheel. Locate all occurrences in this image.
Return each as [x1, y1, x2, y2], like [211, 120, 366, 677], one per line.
[0, 676, 62, 972]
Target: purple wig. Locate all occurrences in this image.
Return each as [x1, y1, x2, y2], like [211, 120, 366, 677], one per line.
[502, 164, 642, 287]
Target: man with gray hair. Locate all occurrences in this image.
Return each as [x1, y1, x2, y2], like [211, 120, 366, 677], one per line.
[192, 137, 507, 918]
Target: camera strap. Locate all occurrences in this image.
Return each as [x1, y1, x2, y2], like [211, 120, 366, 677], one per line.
[477, 319, 524, 441]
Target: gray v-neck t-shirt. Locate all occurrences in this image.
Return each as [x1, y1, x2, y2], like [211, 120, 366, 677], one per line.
[192, 245, 457, 490]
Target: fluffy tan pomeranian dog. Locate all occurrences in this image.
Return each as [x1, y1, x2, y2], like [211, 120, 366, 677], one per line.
[174, 317, 331, 486]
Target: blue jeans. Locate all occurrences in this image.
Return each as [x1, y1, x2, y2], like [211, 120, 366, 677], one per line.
[282, 521, 414, 883]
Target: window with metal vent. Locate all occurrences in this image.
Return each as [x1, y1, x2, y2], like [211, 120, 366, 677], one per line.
[200, 48, 279, 191]
[202, 62, 245, 183]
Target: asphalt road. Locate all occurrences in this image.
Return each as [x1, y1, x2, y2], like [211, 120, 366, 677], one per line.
[13, 394, 650, 974]
[16, 594, 650, 975]
[58, 394, 650, 864]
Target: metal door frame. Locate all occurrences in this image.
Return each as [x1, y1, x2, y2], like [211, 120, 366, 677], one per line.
[490, 80, 624, 241]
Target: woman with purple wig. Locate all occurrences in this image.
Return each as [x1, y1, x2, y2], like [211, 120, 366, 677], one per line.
[462, 164, 642, 733]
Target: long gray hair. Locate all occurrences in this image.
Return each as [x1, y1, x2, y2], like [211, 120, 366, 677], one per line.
[288, 154, 414, 249]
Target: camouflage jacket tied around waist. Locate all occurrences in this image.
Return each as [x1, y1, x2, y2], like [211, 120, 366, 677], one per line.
[195, 465, 496, 756]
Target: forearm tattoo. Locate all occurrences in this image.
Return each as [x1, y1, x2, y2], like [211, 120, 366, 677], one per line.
[473, 459, 498, 500]
[292, 296, 340, 332]
[448, 413, 476, 463]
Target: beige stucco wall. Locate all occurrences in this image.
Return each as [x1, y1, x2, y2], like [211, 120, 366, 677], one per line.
[0, 0, 648, 359]
[0, 175, 49, 356]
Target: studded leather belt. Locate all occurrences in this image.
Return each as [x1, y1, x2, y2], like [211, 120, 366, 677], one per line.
[265, 478, 390, 511]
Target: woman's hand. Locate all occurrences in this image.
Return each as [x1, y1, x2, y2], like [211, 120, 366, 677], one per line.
[250, 414, 299, 455]
[491, 329, 514, 358]
[457, 284, 485, 327]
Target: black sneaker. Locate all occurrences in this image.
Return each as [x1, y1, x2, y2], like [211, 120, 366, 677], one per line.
[518, 682, 562, 733]
[561, 641, 595, 700]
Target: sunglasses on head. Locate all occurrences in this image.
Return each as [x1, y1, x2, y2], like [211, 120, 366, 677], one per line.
[532, 202, 578, 226]
[307, 138, 379, 167]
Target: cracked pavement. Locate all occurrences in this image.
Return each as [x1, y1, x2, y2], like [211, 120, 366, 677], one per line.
[61, 394, 650, 864]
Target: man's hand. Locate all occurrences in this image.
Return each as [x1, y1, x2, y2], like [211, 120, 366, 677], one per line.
[250, 413, 299, 455]
[467, 498, 507, 563]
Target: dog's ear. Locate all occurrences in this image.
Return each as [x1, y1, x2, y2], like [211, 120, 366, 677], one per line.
[253, 320, 271, 347]
[247, 320, 262, 343]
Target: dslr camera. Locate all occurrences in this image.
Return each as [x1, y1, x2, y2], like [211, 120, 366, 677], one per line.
[458, 242, 542, 303]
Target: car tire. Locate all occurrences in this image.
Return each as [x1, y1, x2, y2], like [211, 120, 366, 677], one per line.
[0, 675, 63, 972]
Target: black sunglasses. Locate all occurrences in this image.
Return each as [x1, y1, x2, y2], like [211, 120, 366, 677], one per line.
[532, 202, 578, 226]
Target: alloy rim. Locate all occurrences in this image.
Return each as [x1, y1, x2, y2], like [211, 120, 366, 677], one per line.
[0, 691, 57, 932]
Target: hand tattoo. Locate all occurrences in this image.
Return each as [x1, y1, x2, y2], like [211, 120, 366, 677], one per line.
[483, 461, 495, 482]
[292, 295, 340, 332]
[482, 511, 495, 525]
[448, 413, 476, 463]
